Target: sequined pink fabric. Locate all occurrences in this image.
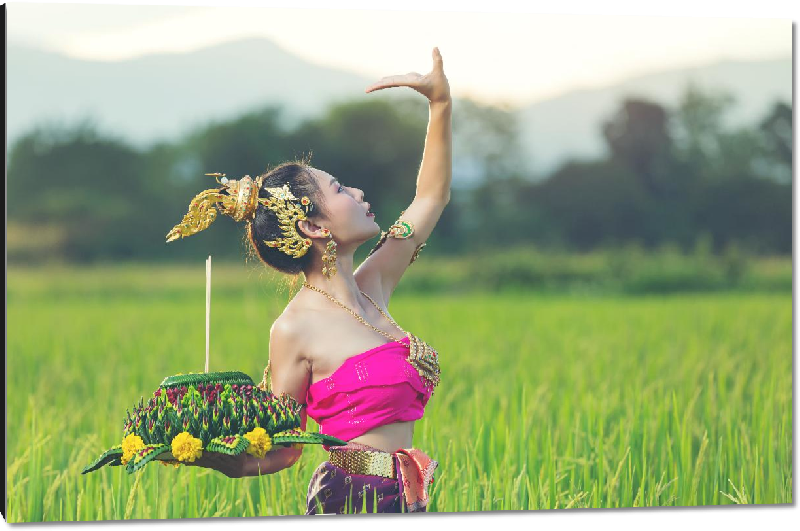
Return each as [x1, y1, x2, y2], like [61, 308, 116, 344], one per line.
[306, 336, 434, 442]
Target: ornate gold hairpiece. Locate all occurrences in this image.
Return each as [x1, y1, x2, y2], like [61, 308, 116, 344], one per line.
[166, 174, 316, 259]
[259, 184, 314, 258]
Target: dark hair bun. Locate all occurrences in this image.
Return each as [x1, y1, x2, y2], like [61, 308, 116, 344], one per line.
[246, 156, 327, 276]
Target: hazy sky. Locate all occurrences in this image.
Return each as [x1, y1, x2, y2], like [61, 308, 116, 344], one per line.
[8, 0, 793, 107]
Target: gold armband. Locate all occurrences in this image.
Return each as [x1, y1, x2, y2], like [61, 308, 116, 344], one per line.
[366, 211, 426, 265]
[409, 241, 426, 265]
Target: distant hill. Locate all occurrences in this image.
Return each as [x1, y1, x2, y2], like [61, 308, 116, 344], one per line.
[518, 56, 792, 176]
[8, 37, 791, 180]
[7, 37, 380, 147]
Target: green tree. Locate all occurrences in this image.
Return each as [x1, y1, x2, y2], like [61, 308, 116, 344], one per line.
[8, 119, 148, 262]
[454, 98, 531, 248]
[529, 159, 658, 250]
[670, 82, 736, 183]
[757, 101, 792, 184]
[601, 97, 679, 199]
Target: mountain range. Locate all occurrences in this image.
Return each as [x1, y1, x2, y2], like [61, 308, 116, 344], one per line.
[8, 37, 792, 182]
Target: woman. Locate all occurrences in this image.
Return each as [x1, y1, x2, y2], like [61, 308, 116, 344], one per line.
[173, 47, 451, 514]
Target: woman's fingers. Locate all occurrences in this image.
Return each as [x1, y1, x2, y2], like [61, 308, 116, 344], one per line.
[365, 76, 401, 93]
[365, 73, 422, 93]
[182, 454, 209, 467]
[432, 47, 445, 73]
[182, 453, 238, 477]
[364, 47, 447, 101]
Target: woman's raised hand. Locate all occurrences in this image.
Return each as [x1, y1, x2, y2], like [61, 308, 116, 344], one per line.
[365, 47, 451, 104]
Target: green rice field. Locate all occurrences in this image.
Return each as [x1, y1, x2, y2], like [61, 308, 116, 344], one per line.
[5, 262, 792, 521]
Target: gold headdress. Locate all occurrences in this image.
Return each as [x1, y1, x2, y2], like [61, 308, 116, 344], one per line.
[166, 173, 315, 259]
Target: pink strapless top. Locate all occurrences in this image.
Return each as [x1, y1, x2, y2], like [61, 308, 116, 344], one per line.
[305, 335, 434, 442]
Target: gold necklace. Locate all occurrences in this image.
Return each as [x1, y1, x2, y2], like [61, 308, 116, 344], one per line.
[302, 281, 441, 392]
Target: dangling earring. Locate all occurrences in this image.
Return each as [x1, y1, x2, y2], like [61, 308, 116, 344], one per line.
[320, 228, 337, 280]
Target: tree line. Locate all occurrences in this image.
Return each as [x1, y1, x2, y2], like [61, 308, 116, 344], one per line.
[7, 83, 791, 264]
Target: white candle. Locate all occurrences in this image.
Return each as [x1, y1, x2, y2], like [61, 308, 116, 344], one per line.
[206, 255, 211, 373]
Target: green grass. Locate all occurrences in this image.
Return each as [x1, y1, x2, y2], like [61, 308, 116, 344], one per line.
[5, 263, 792, 520]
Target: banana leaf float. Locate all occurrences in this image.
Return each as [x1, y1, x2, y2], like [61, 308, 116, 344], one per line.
[82, 371, 345, 474]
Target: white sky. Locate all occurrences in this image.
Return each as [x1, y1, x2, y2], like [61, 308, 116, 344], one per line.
[7, 0, 794, 107]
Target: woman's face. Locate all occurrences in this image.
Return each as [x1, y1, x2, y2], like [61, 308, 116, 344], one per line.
[309, 167, 380, 243]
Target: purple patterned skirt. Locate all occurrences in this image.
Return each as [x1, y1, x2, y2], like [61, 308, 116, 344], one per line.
[305, 442, 436, 515]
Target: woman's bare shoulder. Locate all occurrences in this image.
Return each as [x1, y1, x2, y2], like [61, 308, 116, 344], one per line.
[268, 309, 312, 406]
[271, 307, 307, 358]
[272, 292, 322, 360]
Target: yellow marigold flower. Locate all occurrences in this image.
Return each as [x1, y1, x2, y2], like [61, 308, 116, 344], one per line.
[244, 427, 272, 458]
[121, 434, 145, 465]
[171, 432, 203, 463]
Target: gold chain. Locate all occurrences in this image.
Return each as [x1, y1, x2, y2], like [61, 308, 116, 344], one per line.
[301, 282, 408, 343]
[301, 281, 441, 392]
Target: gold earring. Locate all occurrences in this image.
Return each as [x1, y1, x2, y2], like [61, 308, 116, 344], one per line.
[320, 229, 337, 280]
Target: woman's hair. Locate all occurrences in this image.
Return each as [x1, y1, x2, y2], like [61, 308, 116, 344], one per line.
[241, 154, 330, 276]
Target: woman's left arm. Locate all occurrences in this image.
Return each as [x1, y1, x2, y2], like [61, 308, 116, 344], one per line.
[357, 48, 452, 301]
[417, 98, 452, 203]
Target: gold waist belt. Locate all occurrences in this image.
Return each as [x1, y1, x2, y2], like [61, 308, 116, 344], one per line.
[328, 448, 397, 479]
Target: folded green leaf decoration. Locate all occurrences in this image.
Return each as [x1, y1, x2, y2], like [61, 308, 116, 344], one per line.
[82, 371, 346, 474]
